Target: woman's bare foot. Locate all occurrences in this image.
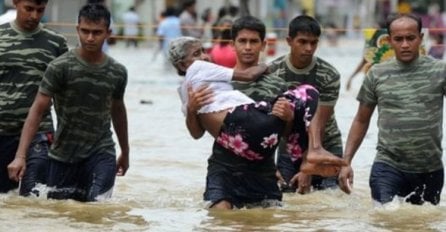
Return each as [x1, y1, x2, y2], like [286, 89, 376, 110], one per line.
[306, 147, 347, 166]
[300, 161, 341, 177]
[301, 147, 347, 177]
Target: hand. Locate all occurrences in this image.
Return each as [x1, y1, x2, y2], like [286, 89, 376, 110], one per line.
[290, 172, 311, 194]
[338, 165, 354, 194]
[7, 156, 26, 182]
[187, 84, 213, 114]
[271, 97, 294, 122]
[116, 153, 129, 176]
[245, 63, 268, 80]
[276, 169, 286, 187]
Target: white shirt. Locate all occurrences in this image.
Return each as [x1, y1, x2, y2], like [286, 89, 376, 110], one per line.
[0, 9, 16, 25]
[179, 60, 255, 115]
[122, 10, 139, 36]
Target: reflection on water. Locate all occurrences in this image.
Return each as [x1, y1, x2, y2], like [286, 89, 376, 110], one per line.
[2, 41, 446, 231]
[1, 194, 149, 231]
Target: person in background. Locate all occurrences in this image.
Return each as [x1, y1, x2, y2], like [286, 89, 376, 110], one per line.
[0, 0, 68, 196]
[428, 34, 444, 59]
[122, 6, 140, 48]
[346, 19, 427, 91]
[268, 15, 343, 194]
[8, 3, 129, 202]
[339, 13, 445, 206]
[156, 6, 182, 62]
[179, 0, 202, 38]
[209, 18, 236, 68]
[211, 5, 239, 41]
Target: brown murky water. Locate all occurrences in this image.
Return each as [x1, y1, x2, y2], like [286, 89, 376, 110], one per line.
[2, 40, 446, 232]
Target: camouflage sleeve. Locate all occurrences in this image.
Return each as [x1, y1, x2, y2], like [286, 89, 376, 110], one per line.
[112, 64, 128, 100]
[318, 67, 340, 106]
[59, 37, 69, 55]
[356, 67, 377, 105]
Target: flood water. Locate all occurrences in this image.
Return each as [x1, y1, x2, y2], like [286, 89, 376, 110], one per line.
[2, 39, 446, 232]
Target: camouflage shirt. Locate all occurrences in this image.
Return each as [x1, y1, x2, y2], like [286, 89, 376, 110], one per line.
[268, 54, 342, 154]
[40, 49, 127, 163]
[358, 55, 446, 173]
[0, 22, 68, 135]
[232, 73, 288, 102]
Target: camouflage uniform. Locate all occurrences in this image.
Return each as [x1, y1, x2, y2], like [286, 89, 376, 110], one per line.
[359, 55, 445, 204]
[268, 54, 343, 190]
[40, 49, 127, 201]
[0, 21, 67, 194]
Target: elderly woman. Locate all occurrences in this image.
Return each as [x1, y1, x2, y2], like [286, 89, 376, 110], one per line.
[168, 36, 345, 209]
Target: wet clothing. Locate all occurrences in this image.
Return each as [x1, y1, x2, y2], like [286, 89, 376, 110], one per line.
[40, 49, 127, 201]
[268, 54, 343, 190]
[276, 145, 342, 192]
[358, 55, 446, 205]
[369, 162, 444, 205]
[0, 21, 67, 194]
[358, 56, 445, 173]
[180, 61, 319, 206]
[47, 152, 116, 202]
[40, 49, 127, 163]
[204, 86, 319, 207]
[179, 60, 254, 115]
[0, 21, 68, 135]
[0, 133, 51, 195]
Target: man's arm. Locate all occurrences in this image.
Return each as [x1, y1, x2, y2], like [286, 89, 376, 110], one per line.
[111, 99, 130, 176]
[185, 85, 213, 139]
[338, 103, 375, 194]
[294, 107, 348, 193]
[231, 64, 268, 82]
[8, 92, 52, 182]
[310, 105, 333, 146]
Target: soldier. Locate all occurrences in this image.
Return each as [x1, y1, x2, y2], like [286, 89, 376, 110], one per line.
[8, 3, 129, 202]
[339, 13, 445, 206]
[0, 0, 67, 196]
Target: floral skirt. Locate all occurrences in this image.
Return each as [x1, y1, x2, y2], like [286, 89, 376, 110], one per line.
[215, 84, 319, 161]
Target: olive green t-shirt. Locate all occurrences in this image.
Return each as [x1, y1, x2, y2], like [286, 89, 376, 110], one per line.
[0, 22, 68, 135]
[357, 56, 446, 172]
[40, 49, 127, 163]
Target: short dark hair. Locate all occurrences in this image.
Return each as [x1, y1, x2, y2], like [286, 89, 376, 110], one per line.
[386, 13, 422, 35]
[231, 15, 266, 41]
[163, 7, 177, 17]
[182, 0, 196, 9]
[23, 0, 48, 4]
[87, 0, 105, 4]
[288, 15, 321, 38]
[78, 3, 111, 28]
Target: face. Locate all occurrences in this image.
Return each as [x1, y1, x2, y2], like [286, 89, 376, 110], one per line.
[14, 0, 47, 31]
[287, 32, 319, 68]
[179, 42, 210, 72]
[76, 17, 111, 53]
[388, 17, 423, 63]
[233, 29, 266, 66]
